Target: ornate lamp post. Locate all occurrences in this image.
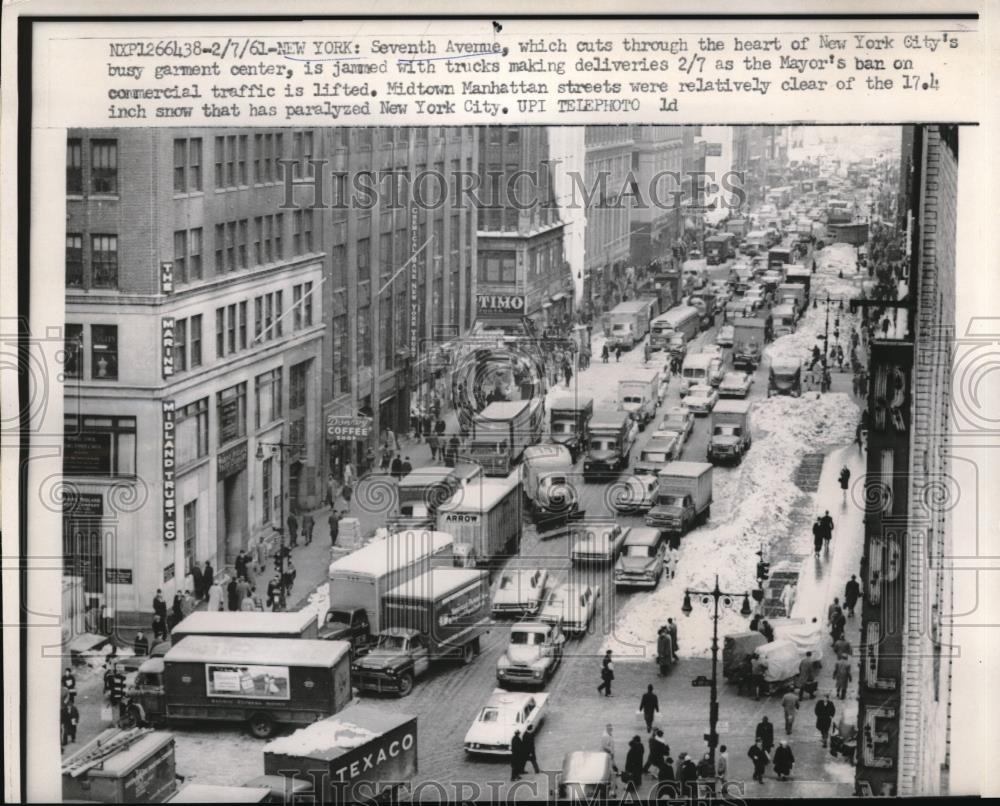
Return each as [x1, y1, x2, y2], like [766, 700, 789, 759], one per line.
[682, 575, 752, 766]
[255, 438, 303, 610]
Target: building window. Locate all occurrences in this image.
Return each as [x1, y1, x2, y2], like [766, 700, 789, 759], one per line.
[63, 414, 136, 477]
[190, 314, 202, 367]
[273, 290, 282, 337]
[262, 457, 272, 524]
[174, 230, 188, 285]
[238, 220, 248, 269]
[67, 138, 83, 194]
[333, 314, 349, 394]
[254, 296, 263, 341]
[303, 281, 313, 327]
[227, 303, 237, 354]
[176, 398, 209, 466]
[66, 234, 83, 288]
[175, 317, 188, 372]
[226, 135, 237, 187]
[90, 325, 118, 380]
[239, 301, 247, 349]
[332, 244, 346, 287]
[214, 136, 224, 188]
[217, 382, 247, 446]
[265, 293, 274, 339]
[215, 223, 225, 273]
[302, 210, 314, 252]
[290, 362, 308, 410]
[189, 228, 203, 281]
[358, 238, 371, 285]
[216, 308, 224, 357]
[289, 417, 306, 454]
[183, 501, 197, 574]
[91, 234, 118, 288]
[292, 285, 303, 331]
[226, 221, 236, 271]
[294, 131, 314, 178]
[253, 217, 263, 265]
[357, 305, 372, 368]
[478, 251, 517, 285]
[64, 324, 83, 379]
[255, 368, 282, 429]
[275, 212, 285, 259]
[173, 137, 202, 193]
[90, 140, 118, 194]
[237, 135, 248, 185]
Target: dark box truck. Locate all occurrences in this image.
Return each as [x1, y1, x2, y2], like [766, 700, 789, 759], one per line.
[263, 705, 417, 805]
[548, 395, 594, 462]
[62, 729, 178, 804]
[170, 611, 319, 645]
[127, 636, 354, 739]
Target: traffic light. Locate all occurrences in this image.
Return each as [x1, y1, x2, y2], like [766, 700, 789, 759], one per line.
[756, 561, 770, 582]
[111, 672, 126, 703]
[752, 589, 764, 603]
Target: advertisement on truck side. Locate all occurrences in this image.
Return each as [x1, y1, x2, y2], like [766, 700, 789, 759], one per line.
[206, 664, 291, 700]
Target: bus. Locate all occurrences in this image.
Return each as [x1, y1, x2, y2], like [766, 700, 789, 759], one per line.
[649, 306, 701, 353]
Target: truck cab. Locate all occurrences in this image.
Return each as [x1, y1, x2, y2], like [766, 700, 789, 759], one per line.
[618, 370, 661, 429]
[707, 400, 753, 465]
[614, 527, 666, 588]
[318, 607, 372, 653]
[768, 358, 803, 397]
[583, 410, 634, 481]
[496, 620, 565, 688]
[644, 461, 713, 536]
[548, 396, 594, 462]
[351, 628, 429, 697]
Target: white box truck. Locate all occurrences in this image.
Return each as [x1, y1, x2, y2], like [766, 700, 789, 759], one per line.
[644, 461, 713, 536]
[604, 299, 657, 350]
[461, 398, 545, 476]
[618, 369, 662, 429]
[707, 400, 753, 465]
[437, 472, 522, 568]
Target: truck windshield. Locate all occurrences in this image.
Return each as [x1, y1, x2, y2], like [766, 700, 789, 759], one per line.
[713, 425, 741, 437]
[589, 439, 613, 451]
[551, 421, 571, 434]
[376, 634, 407, 651]
[327, 610, 355, 624]
[471, 441, 507, 454]
[658, 494, 686, 507]
[623, 396, 641, 405]
[400, 504, 430, 517]
[683, 368, 705, 379]
[612, 324, 629, 332]
[511, 631, 545, 646]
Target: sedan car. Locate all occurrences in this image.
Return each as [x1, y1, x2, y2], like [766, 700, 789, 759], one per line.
[716, 324, 735, 348]
[492, 569, 550, 617]
[682, 383, 719, 415]
[609, 474, 659, 514]
[539, 583, 601, 635]
[463, 689, 549, 755]
[570, 522, 627, 564]
[718, 371, 754, 398]
[657, 406, 694, 443]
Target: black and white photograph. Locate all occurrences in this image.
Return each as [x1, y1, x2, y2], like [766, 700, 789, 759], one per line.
[2, 8, 998, 805]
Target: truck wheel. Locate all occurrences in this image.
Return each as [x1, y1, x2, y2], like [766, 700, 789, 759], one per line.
[249, 713, 275, 739]
[397, 673, 415, 697]
[462, 642, 476, 665]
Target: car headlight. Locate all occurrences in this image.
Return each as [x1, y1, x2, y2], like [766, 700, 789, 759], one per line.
[533, 670, 542, 678]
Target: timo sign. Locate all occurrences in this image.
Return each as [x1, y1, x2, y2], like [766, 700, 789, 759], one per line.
[476, 294, 526, 316]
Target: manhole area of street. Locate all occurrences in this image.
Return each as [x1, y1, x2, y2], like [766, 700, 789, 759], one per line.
[795, 452, 827, 492]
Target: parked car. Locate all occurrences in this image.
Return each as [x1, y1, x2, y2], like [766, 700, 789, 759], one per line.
[539, 583, 600, 636]
[716, 325, 735, 348]
[718, 371, 754, 398]
[682, 384, 719, 416]
[609, 474, 659, 514]
[657, 407, 694, 443]
[492, 569, 550, 618]
[570, 523, 628, 564]
[463, 689, 549, 756]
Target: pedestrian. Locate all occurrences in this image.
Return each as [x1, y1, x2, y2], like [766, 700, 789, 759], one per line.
[62, 668, 77, 701]
[181, 589, 195, 618]
[678, 753, 698, 798]
[856, 419, 865, 450]
[750, 652, 767, 701]
[615, 344, 623, 362]
[638, 684, 659, 733]
[812, 517, 824, 558]
[191, 561, 204, 601]
[447, 435, 460, 467]
[781, 690, 799, 734]
[833, 635, 853, 659]
[643, 728, 668, 776]
[133, 630, 149, 657]
[227, 577, 239, 612]
[597, 651, 614, 697]
[625, 736, 645, 787]
[660, 618, 678, 660]
[266, 573, 281, 606]
[657, 754, 676, 791]
[428, 433, 439, 462]
[643, 342, 652, 364]
[716, 745, 729, 791]
[204, 559, 216, 591]
[171, 590, 184, 623]
[207, 577, 223, 612]
[282, 560, 297, 599]
[820, 510, 835, 545]
[827, 597, 842, 629]
[390, 455, 403, 480]
[810, 345, 821, 371]
[602, 343, 610, 363]
[151, 612, 168, 642]
[236, 576, 252, 609]
[563, 361, 573, 387]
[759, 619, 774, 644]
[798, 650, 818, 699]
[401, 456, 412, 477]
[815, 695, 836, 747]
[152, 589, 168, 622]
[601, 724, 619, 772]
[755, 715, 775, 752]
[831, 608, 847, 643]
[838, 466, 851, 500]
[285, 512, 299, 547]
[380, 445, 393, 472]
[235, 549, 248, 581]
[342, 461, 356, 505]
[773, 740, 795, 780]
[510, 729, 524, 781]
[329, 512, 340, 547]
[521, 723, 541, 774]
[61, 700, 80, 747]
[844, 575, 861, 616]
[833, 654, 853, 699]
[747, 739, 770, 784]
[302, 512, 315, 545]
[436, 418, 447, 437]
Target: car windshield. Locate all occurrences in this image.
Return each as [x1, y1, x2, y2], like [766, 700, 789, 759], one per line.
[642, 452, 667, 463]
[499, 576, 516, 590]
[376, 634, 407, 651]
[479, 707, 502, 723]
[683, 368, 704, 379]
[511, 631, 545, 646]
[626, 545, 653, 558]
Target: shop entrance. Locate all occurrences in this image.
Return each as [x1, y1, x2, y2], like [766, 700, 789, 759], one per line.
[219, 470, 247, 565]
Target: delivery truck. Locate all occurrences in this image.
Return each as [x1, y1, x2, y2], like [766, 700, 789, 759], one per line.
[548, 395, 594, 462]
[125, 637, 354, 739]
[583, 409, 635, 481]
[324, 530, 455, 651]
[62, 728, 178, 804]
[385, 466, 480, 533]
[772, 303, 797, 338]
[603, 298, 657, 350]
[776, 283, 806, 319]
[644, 461, 713, 536]
[522, 444, 583, 530]
[263, 705, 417, 804]
[707, 400, 753, 465]
[783, 264, 812, 302]
[618, 369, 661, 429]
[768, 246, 794, 270]
[461, 398, 545, 476]
[704, 234, 734, 265]
[170, 611, 319, 644]
[732, 317, 767, 370]
[351, 568, 491, 696]
[725, 217, 749, 239]
[768, 358, 803, 397]
[437, 472, 522, 568]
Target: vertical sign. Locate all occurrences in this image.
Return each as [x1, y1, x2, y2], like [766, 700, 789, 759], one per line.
[160, 261, 174, 294]
[162, 400, 176, 541]
[162, 317, 175, 378]
[409, 200, 419, 360]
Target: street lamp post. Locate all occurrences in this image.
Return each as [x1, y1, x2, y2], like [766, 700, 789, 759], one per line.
[256, 438, 303, 610]
[682, 576, 752, 767]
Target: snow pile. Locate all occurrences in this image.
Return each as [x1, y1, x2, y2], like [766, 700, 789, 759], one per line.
[604, 390, 859, 661]
[265, 719, 378, 757]
[300, 579, 330, 625]
[75, 644, 135, 680]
